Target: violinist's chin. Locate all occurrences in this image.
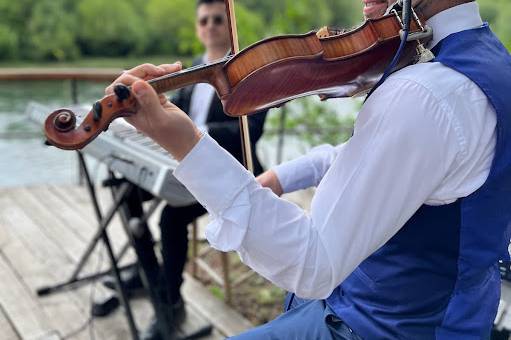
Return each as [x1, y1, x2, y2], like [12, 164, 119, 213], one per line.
[363, 0, 390, 19]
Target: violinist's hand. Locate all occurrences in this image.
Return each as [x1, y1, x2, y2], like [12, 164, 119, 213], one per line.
[106, 62, 202, 161]
[256, 170, 284, 196]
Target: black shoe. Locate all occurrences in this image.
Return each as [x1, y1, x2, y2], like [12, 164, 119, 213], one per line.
[91, 295, 120, 317]
[140, 298, 186, 340]
[102, 265, 145, 296]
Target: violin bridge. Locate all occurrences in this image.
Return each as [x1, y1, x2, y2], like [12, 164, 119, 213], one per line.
[316, 27, 330, 39]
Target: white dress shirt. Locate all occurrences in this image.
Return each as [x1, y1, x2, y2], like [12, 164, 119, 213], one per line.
[174, 2, 496, 299]
[188, 56, 216, 129]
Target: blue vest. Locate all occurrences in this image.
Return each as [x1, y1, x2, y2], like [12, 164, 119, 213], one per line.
[327, 24, 511, 339]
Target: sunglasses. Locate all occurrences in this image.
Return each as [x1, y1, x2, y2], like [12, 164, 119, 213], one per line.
[198, 14, 225, 27]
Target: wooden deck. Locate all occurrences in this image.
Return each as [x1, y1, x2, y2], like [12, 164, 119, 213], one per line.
[0, 185, 253, 340]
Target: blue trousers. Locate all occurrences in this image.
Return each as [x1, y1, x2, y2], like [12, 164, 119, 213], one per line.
[229, 294, 362, 340]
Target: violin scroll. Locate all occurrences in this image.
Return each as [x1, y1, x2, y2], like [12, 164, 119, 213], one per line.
[53, 109, 76, 132]
[44, 85, 137, 150]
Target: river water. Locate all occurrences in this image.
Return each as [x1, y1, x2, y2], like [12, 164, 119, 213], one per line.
[0, 80, 358, 188]
[0, 80, 107, 187]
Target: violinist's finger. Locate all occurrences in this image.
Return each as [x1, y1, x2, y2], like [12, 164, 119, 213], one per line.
[158, 94, 169, 106]
[105, 74, 141, 95]
[126, 63, 172, 80]
[157, 62, 182, 75]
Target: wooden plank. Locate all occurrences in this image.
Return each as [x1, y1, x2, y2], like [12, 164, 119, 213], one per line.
[0, 250, 53, 339]
[0, 304, 20, 340]
[0, 192, 103, 339]
[0, 186, 250, 339]
[48, 184, 140, 256]
[51, 183, 164, 235]
[182, 273, 253, 337]
[53, 185, 226, 339]
[13, 187, 91, 262]
[51, 184, 254, 337]
[43, 186, 224, 338]
[5, 187, 146, 339]
[42, 185, 139, 287]
[46, 185, 128, 244]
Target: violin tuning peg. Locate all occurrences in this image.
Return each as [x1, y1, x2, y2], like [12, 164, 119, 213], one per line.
[92, 101, 102, 122]
[114, 84, 131, 101]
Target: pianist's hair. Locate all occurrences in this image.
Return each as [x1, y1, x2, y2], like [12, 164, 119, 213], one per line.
[197, 0, 225, 8]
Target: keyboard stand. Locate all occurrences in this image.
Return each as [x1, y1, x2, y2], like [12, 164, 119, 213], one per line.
[36, 151, 140, 339]
[36, 150, 212, 339]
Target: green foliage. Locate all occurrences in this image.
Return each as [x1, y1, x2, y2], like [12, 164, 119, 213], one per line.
[256, 286, 285, 306]
[209, 286, 224, 300]
[0, 24, 18, 59]
[77, 0, 147, 56]
[326, 0, 364, 29]
[0, 0, 509, 60]
[235, 3, 266, 48]
[480, 0, 511, 49]
[271, 0, 332, 34]
[145, 0, 200, 56]
[268, 98, 357, 147]
[26, 0, 80, 61]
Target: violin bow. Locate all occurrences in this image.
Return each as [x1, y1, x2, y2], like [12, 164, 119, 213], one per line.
[225, 0, 254, 173]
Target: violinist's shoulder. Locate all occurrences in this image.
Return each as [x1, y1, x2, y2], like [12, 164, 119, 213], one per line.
[388, 62, 475, 102]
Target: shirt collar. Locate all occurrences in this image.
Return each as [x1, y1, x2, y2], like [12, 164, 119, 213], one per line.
[426, 2, 484, 49]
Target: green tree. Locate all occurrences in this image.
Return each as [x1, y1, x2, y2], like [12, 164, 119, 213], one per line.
[0, 0, 34, 59]
[145, 0, 200, 56]
[26, 0, 80, 61]
[479, 0, 511, 49]
[234, 3, 266, 48]
[145, 0, 265, 56]
[77, 0, 147, 56]
[0, 24, 18, 60]
[327, 0, 363, 28]
[271, 0, 333, 34]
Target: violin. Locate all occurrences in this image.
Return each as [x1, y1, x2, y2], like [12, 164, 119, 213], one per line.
[45, 6, 431, 150]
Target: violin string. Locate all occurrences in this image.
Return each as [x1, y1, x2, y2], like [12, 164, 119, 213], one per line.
[147, 55, 232, 86]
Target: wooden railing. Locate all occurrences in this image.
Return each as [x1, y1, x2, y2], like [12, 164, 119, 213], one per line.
[0, 68, 121, 81]
[0, 68, 122, 104]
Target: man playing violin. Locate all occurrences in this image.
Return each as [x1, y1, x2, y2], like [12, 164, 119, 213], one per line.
[106, 0, 511, 338]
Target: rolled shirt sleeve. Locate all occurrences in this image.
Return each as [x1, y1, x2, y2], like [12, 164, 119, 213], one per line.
[273, 143, 345, 194]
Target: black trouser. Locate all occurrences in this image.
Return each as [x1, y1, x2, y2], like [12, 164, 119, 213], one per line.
[123, 183, 206, 304]
[159, 202, 206, 304]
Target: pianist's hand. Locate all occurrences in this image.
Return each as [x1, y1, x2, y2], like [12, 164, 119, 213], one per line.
[256, 170, 284, 197]
[106, 62, 202, 161]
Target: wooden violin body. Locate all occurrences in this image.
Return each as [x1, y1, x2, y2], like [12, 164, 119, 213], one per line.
[45, 12, 423, 150]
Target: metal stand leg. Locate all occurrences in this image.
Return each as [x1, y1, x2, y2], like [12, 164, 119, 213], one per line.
[36, 227, 132, 295]
[36, 152, 140, 340]
[78, 152, 139, 340]
[36, 154, 132, 296]
[109, 173, 212, 340]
